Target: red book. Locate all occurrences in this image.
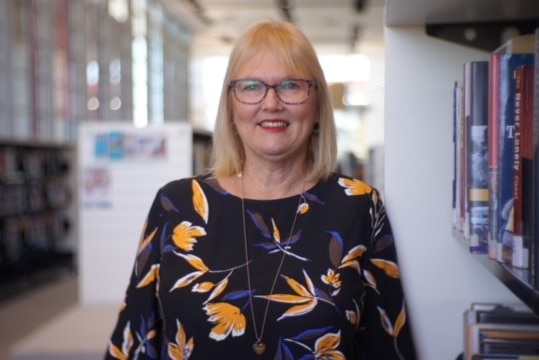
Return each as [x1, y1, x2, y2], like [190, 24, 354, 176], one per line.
[486, 34, 535, 260]
[512, 65, 534, 269]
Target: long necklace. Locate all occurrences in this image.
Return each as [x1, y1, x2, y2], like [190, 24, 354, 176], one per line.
[239, 173, 304, 356]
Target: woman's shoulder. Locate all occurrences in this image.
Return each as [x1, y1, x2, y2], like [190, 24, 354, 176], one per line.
[159, 175, 204, 193]
[158, 174, 222, 196]
[324, 172, 377, 194]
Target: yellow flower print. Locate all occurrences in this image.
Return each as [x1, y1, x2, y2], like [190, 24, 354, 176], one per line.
[136, 263, 160, 288]
[377, 303, 407, 338]
[203, 302, 246, 341]
[362, 268, 379, 294]
[137, 220, 157, 255]
[192, 281, 215, 293]
[338, 244, 367, 274]
[172, 221, 206, 252]
[298, 201, 309, 214]
[199, 276, 230, 305]
[168, 319, 194, 360]
[345, 299, 361, 328]
[108, 321, 133, 360]
[337, 177, 372, 196]
[192, 179, 209, 223]
[257, 270, 325, 321]
[313, 330, 345, 360]
[170, 253, 210, 290]
[320, 268, 342, 296]
[371, 258, 401, 278]
[346, 309, 358, 325]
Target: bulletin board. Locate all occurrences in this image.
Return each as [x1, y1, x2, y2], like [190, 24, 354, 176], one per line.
[77, 121, 192, 304]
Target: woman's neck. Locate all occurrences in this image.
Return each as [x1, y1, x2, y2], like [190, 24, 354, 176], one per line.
[217, 161, 312, 200]
[239, 165, 308, 199]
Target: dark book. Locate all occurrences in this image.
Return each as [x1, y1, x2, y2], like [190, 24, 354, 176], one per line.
[464, 303, 539, 360]
[468, 323, 539, 358]
[534, 27, 539, 290]
[494, 53, 534, 263]
[481, 338, 539, 355]
[512, 65, 534, 269]
[487, 34, 535, 260]
[472, 355, 536, 360]
[464, 60, 490, 253]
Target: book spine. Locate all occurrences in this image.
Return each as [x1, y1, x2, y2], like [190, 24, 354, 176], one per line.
[512, 65, 534, 269]
[534, 28, 539, 290]
[488, 53, 502, 260]
[453, 81, 465, 233]
[465, 61, 490, 253]
[496, 53, 534, 263]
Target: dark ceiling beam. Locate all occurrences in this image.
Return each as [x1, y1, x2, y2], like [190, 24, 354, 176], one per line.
[276, 0, 294, 22]
[186, 0, 212, 25]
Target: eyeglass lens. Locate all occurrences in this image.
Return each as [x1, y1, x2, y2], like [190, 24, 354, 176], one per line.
[231, 79, 313, 105]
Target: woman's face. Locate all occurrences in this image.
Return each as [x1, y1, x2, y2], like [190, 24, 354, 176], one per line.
[230, 49, 318, 167]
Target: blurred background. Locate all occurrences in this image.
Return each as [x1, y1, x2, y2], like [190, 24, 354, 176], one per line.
[0, 0, 387, 358]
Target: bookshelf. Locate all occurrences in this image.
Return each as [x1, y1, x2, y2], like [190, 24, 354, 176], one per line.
[0, 140, 75, 300]
[384, 0, 539, 358]
[454, 229, 538, 313]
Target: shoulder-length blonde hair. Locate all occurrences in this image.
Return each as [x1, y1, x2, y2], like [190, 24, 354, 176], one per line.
[210, 21, 337, 183]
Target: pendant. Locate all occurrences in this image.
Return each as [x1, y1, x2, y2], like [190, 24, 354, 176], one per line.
[253, 341, 266, 355]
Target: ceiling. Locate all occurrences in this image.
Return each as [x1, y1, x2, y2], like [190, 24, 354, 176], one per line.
[386, 0, 539, 26]
[161, 0, 387, 56]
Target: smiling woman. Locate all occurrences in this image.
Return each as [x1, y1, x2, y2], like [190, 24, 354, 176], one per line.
[104, 20, 416, 360]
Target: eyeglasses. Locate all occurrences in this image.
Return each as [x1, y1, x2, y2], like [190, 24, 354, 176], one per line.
[229, 79, 316, 105]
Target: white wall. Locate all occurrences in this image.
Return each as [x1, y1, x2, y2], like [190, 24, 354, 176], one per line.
[384, 27, 523, 360]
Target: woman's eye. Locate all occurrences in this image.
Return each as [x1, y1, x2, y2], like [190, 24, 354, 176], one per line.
[241, 81, 262, 91]
[279, 81, 300, 90]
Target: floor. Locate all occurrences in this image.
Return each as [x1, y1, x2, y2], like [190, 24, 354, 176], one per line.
[0, 272, 78, 360]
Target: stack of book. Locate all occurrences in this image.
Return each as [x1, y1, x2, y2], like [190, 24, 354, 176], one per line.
[463, 303, 539, 360]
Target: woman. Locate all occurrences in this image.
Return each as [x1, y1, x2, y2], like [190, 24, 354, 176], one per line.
[105, 21, 417, 359]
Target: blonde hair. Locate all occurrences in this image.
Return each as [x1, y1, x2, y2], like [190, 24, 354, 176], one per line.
[210, 21, 337, 183]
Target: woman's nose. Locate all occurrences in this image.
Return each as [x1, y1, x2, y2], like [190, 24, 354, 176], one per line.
[262, 87, 282, 108]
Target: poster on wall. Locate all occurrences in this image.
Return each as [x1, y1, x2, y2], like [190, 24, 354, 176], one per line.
[78, 121, 193, 304]
[82, 166, 112, 208]
[93, 130, 168, 161]
[81, 129, 171, 208]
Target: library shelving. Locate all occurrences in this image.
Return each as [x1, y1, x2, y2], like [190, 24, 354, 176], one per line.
[0, 140, 75, 301]
[387, 0, 539, 316]
[384, 0, 539, 357]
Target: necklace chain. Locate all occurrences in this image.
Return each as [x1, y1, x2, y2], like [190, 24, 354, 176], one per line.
[239, 173, 305, 355]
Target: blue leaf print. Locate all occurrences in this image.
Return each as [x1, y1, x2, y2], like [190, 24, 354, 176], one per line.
[246, 210, 272, 239]
[291, 326, 334, 341]
[160, 193, 179, 212]
[327, 231, 344, 268]
[222, 289, 251, 301]
[303, 191, 325, 205]
[276, 338, 296, 360]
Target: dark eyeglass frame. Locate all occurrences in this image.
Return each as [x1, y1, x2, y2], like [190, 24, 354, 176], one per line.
[229, 78, 316, 105]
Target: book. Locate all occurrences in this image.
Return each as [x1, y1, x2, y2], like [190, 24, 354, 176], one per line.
[464, 61, 490, 253]
[472, 355, 539, 360]
[487, 34, 536, 261]
[453, 80, 465, 233]
[534, 27, 539, 290]
[491, 52, 535, 263]
[467, 323, 539, 358]
[512, 65, 534, 269]
[464, 303, 539, 360]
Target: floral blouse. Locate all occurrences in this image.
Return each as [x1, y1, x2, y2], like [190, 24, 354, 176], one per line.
[105, 173, 417, 359]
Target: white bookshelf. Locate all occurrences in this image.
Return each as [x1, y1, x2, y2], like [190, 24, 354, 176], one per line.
[383, 1, 539, 358]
